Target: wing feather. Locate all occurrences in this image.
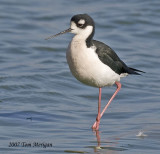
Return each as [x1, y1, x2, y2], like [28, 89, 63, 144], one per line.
[92, 40, 143, 75]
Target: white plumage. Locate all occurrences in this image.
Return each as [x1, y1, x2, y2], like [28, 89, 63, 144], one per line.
[66, 36, 120, 87]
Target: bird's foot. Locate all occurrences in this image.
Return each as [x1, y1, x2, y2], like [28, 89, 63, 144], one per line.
[92, 117, 100, 130]
[92, 121, 100, 130]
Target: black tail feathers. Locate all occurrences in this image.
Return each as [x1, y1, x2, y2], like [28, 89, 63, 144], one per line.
[129, 67, 145, 75]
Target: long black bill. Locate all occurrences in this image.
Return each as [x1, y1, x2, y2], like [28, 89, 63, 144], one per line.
[45, 28, 72, 40]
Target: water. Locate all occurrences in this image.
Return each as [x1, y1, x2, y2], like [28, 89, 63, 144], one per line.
[0, 0, 160, 153]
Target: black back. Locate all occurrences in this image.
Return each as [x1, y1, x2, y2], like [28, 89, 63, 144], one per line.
[93, 40, 143, 75]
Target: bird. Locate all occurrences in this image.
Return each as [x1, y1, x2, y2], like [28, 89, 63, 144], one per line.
[45, 14, 144, 130]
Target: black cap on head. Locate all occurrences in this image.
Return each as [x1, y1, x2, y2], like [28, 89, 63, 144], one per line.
[71, 14, 95, 29]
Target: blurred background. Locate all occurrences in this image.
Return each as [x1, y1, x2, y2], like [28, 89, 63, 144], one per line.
[0, 0, 160, 153]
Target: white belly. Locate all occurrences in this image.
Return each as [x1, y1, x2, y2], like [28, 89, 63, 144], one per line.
[66, 39, 120, 87]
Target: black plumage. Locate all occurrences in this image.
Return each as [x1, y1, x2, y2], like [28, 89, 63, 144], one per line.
[93, 40, 144, 75]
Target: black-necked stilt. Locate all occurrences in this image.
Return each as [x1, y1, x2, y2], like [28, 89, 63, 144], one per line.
[46, 14, 144, 130]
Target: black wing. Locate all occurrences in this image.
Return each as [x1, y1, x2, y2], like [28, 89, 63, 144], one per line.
[92, 40, 144, 75]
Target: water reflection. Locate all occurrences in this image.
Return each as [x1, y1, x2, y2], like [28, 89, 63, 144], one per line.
[93, 130, 127, 153]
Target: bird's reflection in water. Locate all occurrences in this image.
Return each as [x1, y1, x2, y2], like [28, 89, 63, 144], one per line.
[93, 130, 123, 153]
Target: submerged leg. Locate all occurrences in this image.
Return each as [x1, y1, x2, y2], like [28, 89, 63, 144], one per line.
[92, 82, 121, 130]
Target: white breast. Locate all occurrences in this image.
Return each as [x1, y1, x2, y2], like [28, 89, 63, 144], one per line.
[66, 37, 120, 87]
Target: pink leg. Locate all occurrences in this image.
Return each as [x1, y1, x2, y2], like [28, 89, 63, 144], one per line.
[92, 88, 101, 130]
[92, 82, 121, 130]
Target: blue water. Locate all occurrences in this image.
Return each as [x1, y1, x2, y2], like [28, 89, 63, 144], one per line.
[0, 0, 160, 153]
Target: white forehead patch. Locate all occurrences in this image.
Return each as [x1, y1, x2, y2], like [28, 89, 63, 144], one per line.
[78, 19, 85, 25]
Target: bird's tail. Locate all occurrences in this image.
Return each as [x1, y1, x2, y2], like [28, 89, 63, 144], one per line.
[129, 67, 145, 75]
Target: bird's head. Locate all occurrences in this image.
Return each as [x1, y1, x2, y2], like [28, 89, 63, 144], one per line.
[45, 14, 95, 46]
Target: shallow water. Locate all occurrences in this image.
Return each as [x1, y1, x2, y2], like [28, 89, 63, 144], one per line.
[0, 0, 160, 153]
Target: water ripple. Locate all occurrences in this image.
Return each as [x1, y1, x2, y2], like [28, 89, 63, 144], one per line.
[0, 0, 160, 153]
